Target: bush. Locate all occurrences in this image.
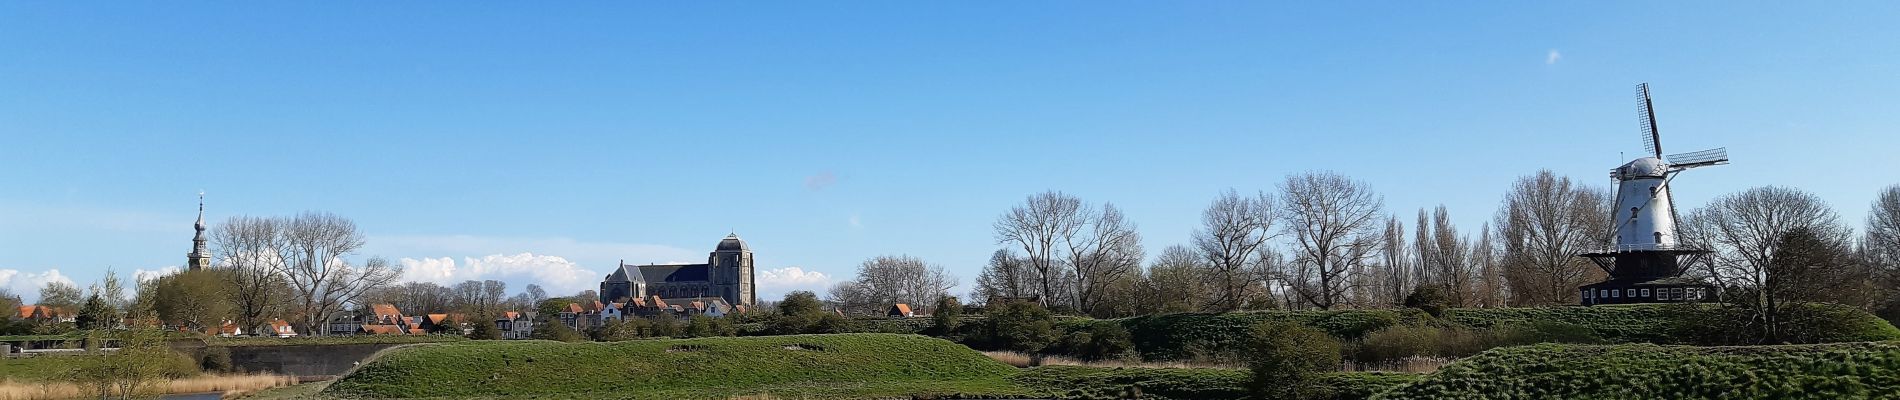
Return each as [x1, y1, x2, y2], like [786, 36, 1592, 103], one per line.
[199, 345, 234, 373]
[1118, 309, 1414, 362]
[530, 319, 586, 342]
[1248, 321, 1341, 400]
[684, 315, 736, 338]
[983, 301, 1058, 353]
[929, 296, 963, 337]
[1402, 287, 1449, 317]
[466, 318, 501, 340]
[1377, 341, 1900, 399]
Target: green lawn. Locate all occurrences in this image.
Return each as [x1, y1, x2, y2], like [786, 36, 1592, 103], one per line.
[1377, 341, 1900, 399]
[323, 333, 1032, 399]
[0, 354, 90, 382]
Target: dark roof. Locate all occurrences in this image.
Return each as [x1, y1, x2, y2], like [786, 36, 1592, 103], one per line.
[606, 264, 647, 283]
[716, 233, 748, 252]
[639, 264, 709, 282]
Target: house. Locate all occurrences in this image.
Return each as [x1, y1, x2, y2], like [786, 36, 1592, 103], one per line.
[209, 321, 244, 336]
[601, 302, 625, 322]
[328, 314, 365, 336]
[267, 319, 298, 338]
[497, 311, 534, 339]
[420, 314, 462, 334]
[15, 305, 75, 323]
[887, 304, 915, 318]
[359, 325, 406, 335]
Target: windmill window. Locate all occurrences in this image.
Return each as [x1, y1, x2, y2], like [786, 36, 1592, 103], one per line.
[1641, 289, 1651, 297]
[1631, 207, 1640, 219]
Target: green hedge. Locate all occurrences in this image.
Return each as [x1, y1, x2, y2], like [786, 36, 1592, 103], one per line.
[1012, 365, 1419, 400]
[1375, 341, 1900, 399]
[1111, 309, 1423, 362]
[324, 333, 1028, 399]
[1446, 303, 1900, 345]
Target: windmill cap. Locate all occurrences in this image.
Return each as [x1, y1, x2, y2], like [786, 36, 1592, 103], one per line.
[1617, 157, 1668, 179]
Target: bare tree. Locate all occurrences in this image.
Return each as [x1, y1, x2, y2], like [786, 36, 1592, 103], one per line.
[995, 191, 1087, 307]
[829, 255, 957, 314]
[1374, 216, 1411, 306]
[1193, 189, 1277, 311]
[1494, 170, 1611, 305]
[275, 212, 400, 335]
[212, 215, 289, 334]
[1470, 223, 1506, 308]
[1866, 185, 1900, 322]
[1681, 186, 1852, 293]
[972, 249, 1037, 305]
[1278, 172, 1384, 310]
[1146, 245, 1210, 313]
[1414, 209, 1436, 289]
[1430, 206, 1472, 306]
[1065, 203, 1144, 315]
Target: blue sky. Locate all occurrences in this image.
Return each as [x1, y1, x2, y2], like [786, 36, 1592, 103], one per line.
[4, 2, 1898, 303]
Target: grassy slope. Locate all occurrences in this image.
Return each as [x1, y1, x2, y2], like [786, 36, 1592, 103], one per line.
[1012, 365, 1419, 400]
[0, 355, 87, 381]
[1376, 341, 1900, 399]
[323, 333, 1030, 399]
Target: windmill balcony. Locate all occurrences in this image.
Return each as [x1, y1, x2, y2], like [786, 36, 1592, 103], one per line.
[1585, 243, 1698, 254]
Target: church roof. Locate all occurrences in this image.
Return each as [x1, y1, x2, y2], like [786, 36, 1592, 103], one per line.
[606, 263, 647, 283]
[716, 233, 748, 252]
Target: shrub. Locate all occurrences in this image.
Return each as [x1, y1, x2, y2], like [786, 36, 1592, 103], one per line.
[1377, 341, 1900, 399]
[466, 318, 501, 340]
[1402, 287, 1449, 317]
[1248, 321, 1341, 400]
[530, 319, 586, 342]
[985, 301, 1058, 353]
[199, 346, 234, 373]
[1078, 322, 1135, 361]
[929, 296, 963, 337]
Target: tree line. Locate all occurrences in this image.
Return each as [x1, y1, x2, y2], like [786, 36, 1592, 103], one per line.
[949, 170, 1900, 324]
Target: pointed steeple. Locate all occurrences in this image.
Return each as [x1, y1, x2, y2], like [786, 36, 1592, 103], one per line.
[188, 191, 211, 270]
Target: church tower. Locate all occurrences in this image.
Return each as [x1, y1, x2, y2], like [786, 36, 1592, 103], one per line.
[708, 233, 755, 306]
[186, 192, 211, 271]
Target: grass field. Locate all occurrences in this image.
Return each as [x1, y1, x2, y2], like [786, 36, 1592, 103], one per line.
[323, 333, 1031, 399]
[1376, 341, 1900, 399]
[0, 356, 86, 382]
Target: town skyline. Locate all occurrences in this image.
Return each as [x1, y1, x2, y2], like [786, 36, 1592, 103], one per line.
[7, 2, 1900, 303]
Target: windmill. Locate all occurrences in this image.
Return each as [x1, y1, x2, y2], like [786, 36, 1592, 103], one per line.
[1577, 83, 1729, 305]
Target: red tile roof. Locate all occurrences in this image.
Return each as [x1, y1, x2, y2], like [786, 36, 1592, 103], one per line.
[565, 303, 584, 313]
[370, 304, 404, 323]
[890, 304, 913, 316]
[360, 325, 405, 335]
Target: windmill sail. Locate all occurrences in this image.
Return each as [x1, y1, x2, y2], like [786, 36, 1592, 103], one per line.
[1667, 148, 1729, 169]
[1637, 83, 1662, 158]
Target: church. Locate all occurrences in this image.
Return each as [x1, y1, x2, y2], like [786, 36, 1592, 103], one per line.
[600, 234, 757, 307]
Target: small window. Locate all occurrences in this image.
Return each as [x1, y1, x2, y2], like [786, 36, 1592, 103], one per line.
[1626, 289, 1636, 297]
[1582, 290, 1593, 299]
[1611, 290, 1619, 298]
[1641, 289, 1651, 297]
[1671, 288, 1684, 300]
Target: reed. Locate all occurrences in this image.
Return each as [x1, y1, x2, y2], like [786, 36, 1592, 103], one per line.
[0, 374, 298, 400]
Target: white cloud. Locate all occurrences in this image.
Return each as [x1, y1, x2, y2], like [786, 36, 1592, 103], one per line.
[756, 266, 833, 298]
[1546, 49, 1562, 65]
[134, 266, 181, 283]
[399, 253, 600, 295]
[0, 269, 78, 303]
[805, 171, 838, 191]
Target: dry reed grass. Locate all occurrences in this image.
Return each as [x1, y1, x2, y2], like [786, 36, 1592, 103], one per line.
[1345, 356, 1454, 373]
[981, 351, 1240, 369]
[0, 374, 298, 400]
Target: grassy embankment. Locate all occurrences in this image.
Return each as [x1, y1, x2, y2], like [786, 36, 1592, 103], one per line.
[304, 333, 1413, 400]
[0, 356, 295, 400]
[1376, 341, 1900, 399]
